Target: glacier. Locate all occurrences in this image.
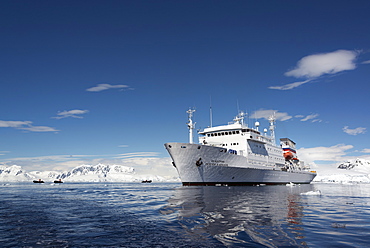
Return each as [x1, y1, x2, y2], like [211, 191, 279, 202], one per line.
[0, 163, 180, 183]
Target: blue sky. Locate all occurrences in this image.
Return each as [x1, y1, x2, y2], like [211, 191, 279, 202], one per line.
[1, 0, 370, 175]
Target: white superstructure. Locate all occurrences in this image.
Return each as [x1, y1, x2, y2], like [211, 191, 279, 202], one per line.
[165, 109, 316, 186]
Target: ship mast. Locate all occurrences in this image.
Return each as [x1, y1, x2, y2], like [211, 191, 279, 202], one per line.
[187, 108, 196, 144]
[268, 114, 276, 145]
[233, 111, 246, 125]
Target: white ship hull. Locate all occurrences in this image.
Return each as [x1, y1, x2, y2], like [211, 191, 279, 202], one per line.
[165, 142, 316, 186]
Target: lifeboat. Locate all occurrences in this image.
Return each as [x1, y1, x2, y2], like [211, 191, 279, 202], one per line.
[283, 151, 294, 160]
[54, 179, 63, 183]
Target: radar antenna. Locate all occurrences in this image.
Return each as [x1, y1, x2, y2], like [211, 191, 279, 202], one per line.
[186, 108, 196, 144]
[233, 111, 246, 125]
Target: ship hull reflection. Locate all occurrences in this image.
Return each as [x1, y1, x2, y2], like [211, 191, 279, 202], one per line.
[163, 184, 316, 247]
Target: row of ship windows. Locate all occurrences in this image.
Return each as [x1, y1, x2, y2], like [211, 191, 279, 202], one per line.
[267, 147, 281, 153]
[222, 143, 239, 146]
[206, 131, 240, 137]
[248, 152, 285, 161]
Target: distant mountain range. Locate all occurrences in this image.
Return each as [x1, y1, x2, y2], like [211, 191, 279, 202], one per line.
[0, 164, 179, 183]
[313, 158, 370, 184]
[337, 158, 370, 173]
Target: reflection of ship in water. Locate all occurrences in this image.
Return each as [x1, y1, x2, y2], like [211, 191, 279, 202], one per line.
[162, 185, 316, 247]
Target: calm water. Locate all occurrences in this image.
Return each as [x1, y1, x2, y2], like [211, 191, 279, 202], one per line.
[1, 182, 370, 247]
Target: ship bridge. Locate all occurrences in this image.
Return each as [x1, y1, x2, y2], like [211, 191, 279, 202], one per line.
[198, 113, 274, 149]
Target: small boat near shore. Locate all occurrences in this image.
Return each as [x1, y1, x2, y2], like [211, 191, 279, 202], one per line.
[141, 180, 152, 183]
[33, 179, 44, 183]
[54, 179, 63, 183]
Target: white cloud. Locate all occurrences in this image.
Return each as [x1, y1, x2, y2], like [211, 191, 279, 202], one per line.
[285, 50, 358, 78]
[269, 80, 311, 90]
[0, 120, 59, 132]
[361, 149, 370, 153]
[2, 154, 112, 171]
[52, 109, 89, 119]
[300, 113, 319, 122]
[117, 157, 175, 176]
[298, 144, 354, 165]
[0, 120, 32, 128]
[113, 152, 160, 159]
[362, 60, 370, 64]
[343, 126, 366, 135]
[86, 83, 129, 92]
[250, 109, 292, 121]
[311, 119, 322, 123]
[19, 126, 59, 132]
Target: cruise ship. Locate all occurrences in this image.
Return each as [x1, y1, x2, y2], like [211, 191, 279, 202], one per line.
[164, 109, 316, 186]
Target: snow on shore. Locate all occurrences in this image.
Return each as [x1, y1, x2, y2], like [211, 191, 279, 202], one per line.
[2, 158, 370, 184]
[0, 163, 180, 183]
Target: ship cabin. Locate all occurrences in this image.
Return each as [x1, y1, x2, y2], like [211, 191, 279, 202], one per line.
[198, 123, 273, 149]
[197, 114, 285, 167]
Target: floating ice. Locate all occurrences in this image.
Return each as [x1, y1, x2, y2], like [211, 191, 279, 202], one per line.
[300, 190, 321, 195]
[286, 182, 296, 187]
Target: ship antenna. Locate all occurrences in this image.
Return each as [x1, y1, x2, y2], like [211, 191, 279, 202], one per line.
[233, 111, 246, 125]
[209, 96, 213, 127]
[187, 108, 196, 144]
[236, 99, 240, 115]
[268, 114, 276, 144]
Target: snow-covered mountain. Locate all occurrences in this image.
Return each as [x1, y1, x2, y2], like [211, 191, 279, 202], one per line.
[0, 163, 179, 183]
[337, 158, 370, 173]
[0, 165, 33, 182]
[313, 158, 370, 183]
